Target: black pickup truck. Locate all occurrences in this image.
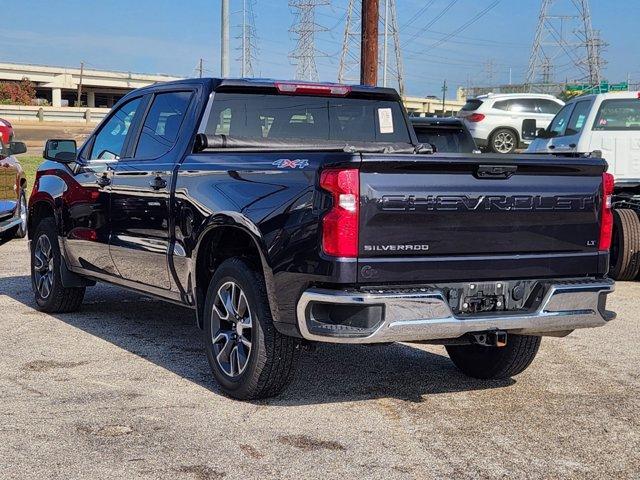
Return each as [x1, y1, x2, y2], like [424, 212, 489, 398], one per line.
[29, 78, 616, 399]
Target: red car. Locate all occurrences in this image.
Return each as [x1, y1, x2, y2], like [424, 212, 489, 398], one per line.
[0, 141, 28, 240]
[0, 118, 14, 144]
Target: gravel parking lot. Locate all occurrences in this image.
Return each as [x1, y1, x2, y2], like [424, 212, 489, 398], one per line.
[1, 237, 638, 479]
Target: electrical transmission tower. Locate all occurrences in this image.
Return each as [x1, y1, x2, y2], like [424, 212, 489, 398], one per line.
[526, 0, 606, 88]
[338, 0, 404, 95]
[289, 0, 329, 82]
[237, 0, 258, 77]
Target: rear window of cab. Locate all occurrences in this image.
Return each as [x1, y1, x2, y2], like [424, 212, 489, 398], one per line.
[593, 98, 640, 131]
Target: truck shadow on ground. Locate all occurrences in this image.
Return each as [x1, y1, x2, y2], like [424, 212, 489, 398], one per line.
[4, 275, 514, 405]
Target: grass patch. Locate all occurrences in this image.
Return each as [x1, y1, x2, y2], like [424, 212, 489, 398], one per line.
[17, 155, 42, 196]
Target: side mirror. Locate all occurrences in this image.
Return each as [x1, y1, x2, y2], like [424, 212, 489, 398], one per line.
[8, 141, 27, 156]
[44, 139, 77, 164]
[536, 128, 550, 139]
[521, 119, 538, 141]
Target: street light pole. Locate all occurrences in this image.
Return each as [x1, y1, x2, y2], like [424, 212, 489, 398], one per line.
[221, 0, 230, 77]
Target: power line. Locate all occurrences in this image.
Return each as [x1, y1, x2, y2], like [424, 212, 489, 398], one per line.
[427, 0, 501, 50]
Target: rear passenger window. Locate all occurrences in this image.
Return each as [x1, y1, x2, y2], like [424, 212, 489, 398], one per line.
[537, 99, 562, 115]
[135, 91, 193, 159]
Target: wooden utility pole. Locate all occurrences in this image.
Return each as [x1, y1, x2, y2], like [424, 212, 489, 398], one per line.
[198, 58, 204, 78]
[441, 79, 448, 116]
[360, 0, 379, 86]
[76, 61, 85, 107]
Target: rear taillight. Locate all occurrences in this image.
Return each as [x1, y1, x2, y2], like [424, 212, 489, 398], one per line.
[467, 113, 485, 122]
[599, 172, 615, 251]
[320, 168, 359, 257]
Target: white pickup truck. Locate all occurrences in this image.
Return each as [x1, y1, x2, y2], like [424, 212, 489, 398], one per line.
[526, 91, 640, 280]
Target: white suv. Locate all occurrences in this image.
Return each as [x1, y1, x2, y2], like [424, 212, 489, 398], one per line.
[458, 93, 564, 154]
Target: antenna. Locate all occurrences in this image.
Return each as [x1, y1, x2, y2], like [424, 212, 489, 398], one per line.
[526, 0, 606, 88]
[338, 0, 404, 94]
[289, 0, 329, 82]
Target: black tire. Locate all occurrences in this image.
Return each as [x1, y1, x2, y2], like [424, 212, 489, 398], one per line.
[203, 257, 301, 400]
[14, 190, 28, 238]
[489, 128, 518, 154]
[609, 209, 640, 281]
[31, 217, 85, 313]
[446, 334, 541, 379]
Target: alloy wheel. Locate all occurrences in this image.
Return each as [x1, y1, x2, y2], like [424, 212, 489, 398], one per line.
[33, 234, 54, 299]
[211, 281, 253, 378]
[493, 131, 515, 153]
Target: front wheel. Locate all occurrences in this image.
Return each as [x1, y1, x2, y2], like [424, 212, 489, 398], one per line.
[203, 258, 301, 400]
[446, 334, 541, 379]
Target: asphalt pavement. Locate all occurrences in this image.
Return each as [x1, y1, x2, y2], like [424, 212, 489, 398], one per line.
[1, 237, 638, 479]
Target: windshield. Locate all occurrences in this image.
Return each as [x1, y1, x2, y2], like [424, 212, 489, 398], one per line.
[593, 99, 640, 131]
[204, 93, 411, 144]
[414, 126, 475, 153]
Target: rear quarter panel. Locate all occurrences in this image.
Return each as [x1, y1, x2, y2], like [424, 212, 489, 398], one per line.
[173, 151, 360, 326]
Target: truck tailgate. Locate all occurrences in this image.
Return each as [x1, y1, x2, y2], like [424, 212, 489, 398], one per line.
[357, 154, 608, 283]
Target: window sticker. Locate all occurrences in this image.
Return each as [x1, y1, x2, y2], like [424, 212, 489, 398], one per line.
[378, 108, 394, 134]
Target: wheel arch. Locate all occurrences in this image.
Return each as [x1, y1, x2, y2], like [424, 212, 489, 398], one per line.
[27, 198, 56, 240]
[192, 215, 279, 329]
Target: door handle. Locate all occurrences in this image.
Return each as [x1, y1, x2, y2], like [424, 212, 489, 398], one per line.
[548, 145, 556, 150]
[96, 175, 111, 187]
[149, 176, 167, 191]
[569, 143, 577, 148]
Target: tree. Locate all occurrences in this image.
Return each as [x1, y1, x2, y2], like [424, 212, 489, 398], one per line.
[0, 78, 36, 105]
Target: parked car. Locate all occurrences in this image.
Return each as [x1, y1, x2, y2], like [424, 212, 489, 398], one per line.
[0, 140, 28, 240]
[526, 91, 640, 280]
[410, 116, 478, 153]
[0, 118, 15, 145]
[28, 78, 615, 400]
[458, 93, 564, 154]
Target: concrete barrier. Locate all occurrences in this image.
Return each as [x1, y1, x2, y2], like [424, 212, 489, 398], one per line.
[0, 105, 110, 123]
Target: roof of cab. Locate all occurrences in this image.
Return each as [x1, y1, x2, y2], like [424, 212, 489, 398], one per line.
[125, 77, 401, 100]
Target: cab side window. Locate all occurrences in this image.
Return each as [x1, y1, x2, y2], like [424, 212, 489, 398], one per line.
[565, 101, 591, 136]
[547, 104, 574, 137]
[135, 91, 193, 159]
[90, 98, 141, 160]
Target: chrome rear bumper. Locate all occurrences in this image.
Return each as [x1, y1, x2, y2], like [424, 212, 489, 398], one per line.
[296, 279, 615, 344]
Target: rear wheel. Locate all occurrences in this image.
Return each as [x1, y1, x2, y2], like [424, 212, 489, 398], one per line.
[446, 334, 541, 379]
[203, 258, 300, 400]
[490, 128, 518, 154]
[31, 217, 85, 312]
[609, 209, 640, 281]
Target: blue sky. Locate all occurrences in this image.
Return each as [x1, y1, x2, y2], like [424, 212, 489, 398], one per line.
[1, 0, 639, 97]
